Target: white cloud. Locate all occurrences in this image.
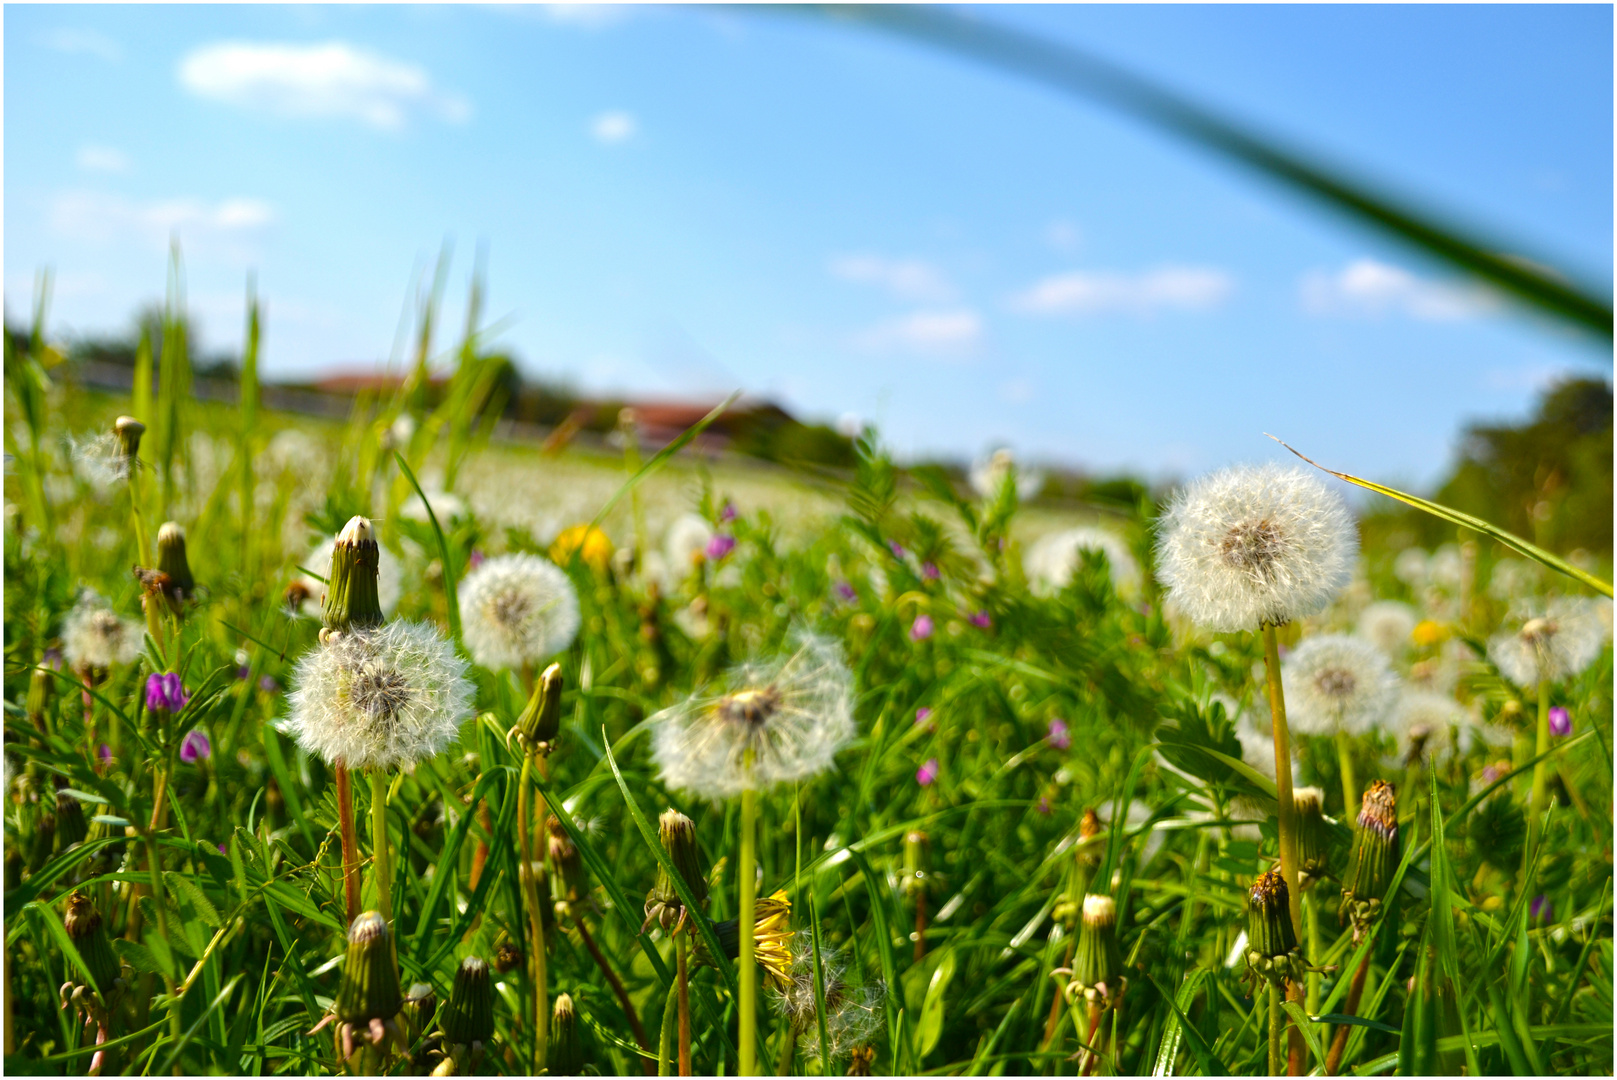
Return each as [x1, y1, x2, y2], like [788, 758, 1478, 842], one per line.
[829, 254, 955, 303]
[591, 110, 637, 144]
[50, 191, 274, 248]
[1044, 218, 1081, 253]
[1300, 258, 1497, 321]
[76, 145, 130, 174]
[1010, 265, 1234, 316]
[177, 41, 471, 129]
[42, 28, 121, 61]
[854, 308, 983, 358]
[543, 4, 632, 28]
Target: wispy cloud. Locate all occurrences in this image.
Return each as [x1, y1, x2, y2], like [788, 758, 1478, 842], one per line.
[829, 253, 955, 303]
[42, 28, 121, 62]
[1300, 258, 1497, 321]
[177, 41, 471, 129]
[50, 191, 274, 249]
[854, 308, 983, 358]
[543, 5, 633, 29]
[1010, 265, 1234, 316]
[76, 145, 131, 174]
[591, 110, 637, 144]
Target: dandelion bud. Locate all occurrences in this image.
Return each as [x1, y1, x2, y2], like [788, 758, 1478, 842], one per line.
[155, 522, 195, 607]
[1245, 870, 1301, 987]
[547, 816, 587, 907]
[322, 517, 385, 632]
[902, 830, 928, 897]
[440, 956, 494, 1047]
[516, 663, 565, 750]
[1072, 894, 1125, 1003]
[1077, 806, 1104, 871]
[1294, 787, 1330, 885]
[546, 992, 585, 1075]
[28, 810, 56, 872]
[493, 940, 522, 974]
[645, 809, 707, 930]
[55, 791, 88, 849]
[26, 666, 52, 732]
[64, 892, 122, 998]
[1341, 780, 1399, 929]
[114, 416, 145, 461]
[335, 911, 402, 1025]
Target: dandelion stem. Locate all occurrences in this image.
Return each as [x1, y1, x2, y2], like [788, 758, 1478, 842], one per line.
[1335, 730, 1357, 822]
[370, 770, 391, 923]
[575, 916, 654, 1069]
[659, 978, 678, 1076]
[677, 929, 692, 1076]
[1262, 624, 1304, 939]
[335, 764, 361, 926]
[1267, 983, 1283, 1077]
[1304, 890, 1321, 1016]
[518, 752, 549, 1073]
[1525, 680, 1551, 882]
[739, 784, 758, 1076]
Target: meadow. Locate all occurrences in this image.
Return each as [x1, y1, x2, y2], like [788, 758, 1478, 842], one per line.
[2, 285, 1612, 1078]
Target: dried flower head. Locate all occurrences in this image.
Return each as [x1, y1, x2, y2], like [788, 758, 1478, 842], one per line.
[61, 591, 142, 673]
[1394, 691, 1465, 763]
[1341, 779, 1399, 928]
[650, 632, 855, 799]
[774, 939, 886, 1069]
[1357, 600, 1417, 658]
[1281, 634, 1398, 737]
[1293, 787, 1332, 884]
[1488, 597, 1606, 688]
[286, 620, 474, 770]
[1025, 526, 1141, 597]
[1155, 464, 1356, 632]
[297, 536, 403, 620]
[459, 553, 580, 671]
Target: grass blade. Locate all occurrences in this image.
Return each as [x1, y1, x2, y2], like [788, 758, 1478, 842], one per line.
[394, 451, 462, 641]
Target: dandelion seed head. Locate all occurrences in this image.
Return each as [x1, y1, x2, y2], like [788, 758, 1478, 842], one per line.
[459, 553, 580, 670]
[285, 620, 474, 771]
[298, 538, 402, 619]
[650, 632, 855, 799]
[1357, 600, 1417, 659]
[69, 431, 132, 488]
[1025, 526, 1141, 597]
[1156, 464, 1356, 632]
[1488, 597, 1605, 688]
[1394, 690, 1464, 760]
[61, 590, 142, 671]
[1281, 634, 1398, 736]
[665, 513, 714, 574]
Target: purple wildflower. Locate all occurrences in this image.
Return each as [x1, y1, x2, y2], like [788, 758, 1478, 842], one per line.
[969, 610, 992, 629]
[97, 744, 112, 763]
[258, 674, 280, 694]
[145, 672, 189, 713]
[915, 707, 933, 730]
[916, 758, 940, 787]
[468, 549, 487, 572]
[179, 729, 211, 764]
[1036, 795, 1051, 816]
[835, 580, 857, 602]
[922, 561, 940, 581]
[719, 500, 737, 523]
[705, 534, 737, 560]
[217, 843, 228, 855]
[1048, 718, 1071, 750]
[910, 614, 933, 642]
[1531, 895, 1553, 922]
[1548, 706, 1572, 737]
[1481, 765, 1501, 785]
[888, 540, 906, 559]
[42, 648, 63, 670]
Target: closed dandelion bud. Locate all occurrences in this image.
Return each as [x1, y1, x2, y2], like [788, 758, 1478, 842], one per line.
[1341, 780, 1400, 929]
[336, 911, 402, 1025]
[516, 663, 564, 750]
[645, 809, 707, 930]
[322, 517, 384, 633]
[547, 816, 587, 906]
[155, 522, 195, 607]
[28, 810, 56, 871]
[114, 416, 145, 461]
[402, 982, 437, 1037]
[1072, 894, 1125, 1003]
[64, 891, 122, 998]
[440, 956, 495, 1046]
[546, 992, 585, 1075]
[1294, 787, 1330, 885]
[55, 791, 88, 850]
[1078, 806, 1104, 871]
[493, 940, 522, 974]
[1245, 870, 1300, 987]
[902, 830, 928, 897]
[26, 666, 52, 731]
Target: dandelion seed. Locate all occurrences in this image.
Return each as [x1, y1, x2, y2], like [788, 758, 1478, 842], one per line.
[1549, 706, 1572, 737]
[1357, 600, 1417, 658]
[1281, 634, 1398, 737]
[916, 758, 939, 786]
[459, 553, 580, 670]
[61, 591, 142, 673]
[664, 513, 714, 574]
[649, 632, 855, 799]
[297, 537, 403, 619]
[1048, 718, 1071, 750]
[774, 939, 886, 1069]
[1155, 464, 1356, 632]
[1025, 526, 1141, 597]
[285, 620, 474, 771]
[910, 615, 933, 642]
[179, 729, 211, 763]
[1488, 597, 1605, 688]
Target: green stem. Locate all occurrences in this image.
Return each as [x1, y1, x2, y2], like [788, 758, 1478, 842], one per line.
[1335, 730, 1357, 823]
[659, 979, 678, 1076]
[1262, 625, 1303, 940]
[677, 931, 691, 1076]
[1305, 890, 1321, 1016]
[518, 753, 549, 1073]
[370, 771, 391, 923]
[1268, 983, 1283, 1077]
[1525, 681, 1551, 882]
[740, 785, 758, 1076]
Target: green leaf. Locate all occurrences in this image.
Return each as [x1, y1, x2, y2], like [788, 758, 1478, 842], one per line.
[394, 452, 462, 642]
[1271, 436, 1612, 597]
[1143, 971, 1227, 1075]
[914, 947, 956, 1059]
[410, 767, 505, 964]
[165, 870, 223, 929]
[1152, 968, 1206, 1076]
[1282, 1001, 1326, 1071]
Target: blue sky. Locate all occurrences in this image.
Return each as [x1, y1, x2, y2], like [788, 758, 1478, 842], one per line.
[6, 4, 1611, 485]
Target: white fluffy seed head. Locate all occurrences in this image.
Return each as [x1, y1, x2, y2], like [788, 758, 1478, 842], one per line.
[70, 432, 132, 489]
[775, 942, 884, 1069]
[1025, 526, 1141, 597]
[1357, 601, 1417, 659]
[61, 590, 142, 671]
[650, 631, 855, 800]
[459, 553, 580, 671]
[664, 514, 714, 576]
[285, 620, 474, 770]
[1487, 597, 1606, 688]
[1394, 690, 1465, 759]
[1281, 634, 1398, 736]
[298, 538, 402, 619]
[1155, 464, 1357, 633]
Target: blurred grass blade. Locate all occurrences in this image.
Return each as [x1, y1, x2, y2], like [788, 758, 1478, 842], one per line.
[845, 848, 901, 1044]
[1426, 768, 1481, 1075]
[805, 4, 1613, 339]
[1143, 971, 1227, 1075]
[394, 452, 463, 641]
[1270, 435, 1613, 598]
